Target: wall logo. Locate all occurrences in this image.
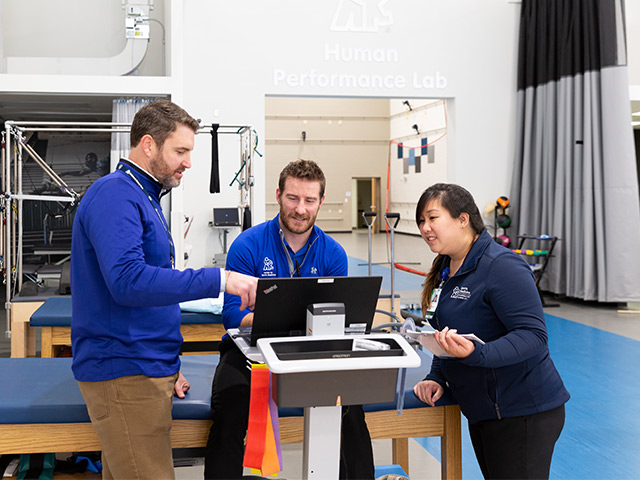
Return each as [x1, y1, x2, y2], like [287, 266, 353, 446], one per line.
[450, 286, 471, 301]
[330, 0, 393, 33]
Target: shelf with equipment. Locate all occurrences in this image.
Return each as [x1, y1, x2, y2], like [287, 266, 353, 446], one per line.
[513, 234, 559, 307]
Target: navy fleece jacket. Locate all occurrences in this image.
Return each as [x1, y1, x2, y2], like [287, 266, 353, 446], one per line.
[425, 230, 569, 424]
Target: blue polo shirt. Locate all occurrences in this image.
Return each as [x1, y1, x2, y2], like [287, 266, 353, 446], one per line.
[222, 215, 347, 330]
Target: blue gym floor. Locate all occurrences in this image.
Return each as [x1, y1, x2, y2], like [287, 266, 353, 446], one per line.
[347, 256, 426, 293]
[416, 314, 640, 479]
[348, 256, 640, 479]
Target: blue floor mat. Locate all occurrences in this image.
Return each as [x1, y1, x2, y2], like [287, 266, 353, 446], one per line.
[347, 256, 424, 293]
[414, 314, 640, 479]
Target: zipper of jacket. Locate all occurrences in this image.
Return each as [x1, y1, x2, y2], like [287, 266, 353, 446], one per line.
[492, 369, 502, 419]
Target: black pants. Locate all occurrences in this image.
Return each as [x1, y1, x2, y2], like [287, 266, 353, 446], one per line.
[204, 337, 374, 480]
[469, 404, 565, 480]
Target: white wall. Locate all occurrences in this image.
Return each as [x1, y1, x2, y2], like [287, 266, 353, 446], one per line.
[264, 96, 390, 232]
[178, 0, 520, 266]
[389, 98, 448, 234]
[13, 1, 640, 269]
[0, 0, 522, 267]
[626, 0, 640, 94]
[0, 0, 165, 76]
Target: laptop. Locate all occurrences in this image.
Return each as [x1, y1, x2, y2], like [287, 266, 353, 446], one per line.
[229, 276, 383, 361]
[213, 207, 240, 227]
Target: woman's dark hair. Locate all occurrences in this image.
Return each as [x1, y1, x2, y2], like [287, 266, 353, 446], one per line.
[415, 183, 485, 314]
[130, 100, 200, 150]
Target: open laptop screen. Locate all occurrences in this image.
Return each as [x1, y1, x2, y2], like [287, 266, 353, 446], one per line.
[249, 276, 382, 346]
[213, 207, 240, 227]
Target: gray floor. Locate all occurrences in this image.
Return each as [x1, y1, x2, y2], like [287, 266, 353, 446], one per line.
[1, 229, 639, 479]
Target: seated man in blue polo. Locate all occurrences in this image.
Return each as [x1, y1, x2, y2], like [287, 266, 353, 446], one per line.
[204, 159, 374, 480]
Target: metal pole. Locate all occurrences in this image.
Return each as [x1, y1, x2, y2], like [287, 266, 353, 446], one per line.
[15, 121, 131, 127]
[19, 140, 77, 197]
[19, 128, 132, 133]
[385, 213, 400, 317]
[362, 212, 377, 276]
[11, 194, 76, 203]
[11, 136, 17, 298]
[248, 130, 254, 226]
[17, 136, 23, 292]
[1, 132, 5, 268]
[368, 223, 372, 277]
[5, 122, 12, 339]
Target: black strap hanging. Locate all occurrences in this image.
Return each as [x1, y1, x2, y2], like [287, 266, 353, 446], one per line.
[209, 123, 220, 193]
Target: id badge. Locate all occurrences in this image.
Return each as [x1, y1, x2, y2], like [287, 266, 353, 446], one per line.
[425, 287, 442, 320]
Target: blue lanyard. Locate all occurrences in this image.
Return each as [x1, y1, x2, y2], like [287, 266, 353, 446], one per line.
[117, 163, 175, 268]
[438, 266, 450, 288]
[279, 229, 314, 277]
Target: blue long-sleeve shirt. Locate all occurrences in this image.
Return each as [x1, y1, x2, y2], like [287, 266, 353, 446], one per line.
[222, 215, 347, 330]
[425, 230, 570, 423]
[71, 160, 223, 382]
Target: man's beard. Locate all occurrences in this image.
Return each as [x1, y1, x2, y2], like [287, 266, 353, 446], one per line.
[150, 151, 180, 189]
[280, 206, 318, 235]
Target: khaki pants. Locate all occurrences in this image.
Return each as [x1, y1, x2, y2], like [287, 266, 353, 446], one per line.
[78, 373, 178, 480]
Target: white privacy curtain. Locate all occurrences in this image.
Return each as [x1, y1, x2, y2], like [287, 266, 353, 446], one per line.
[110, 98, 153, 171]
[510, 0, 640, 302]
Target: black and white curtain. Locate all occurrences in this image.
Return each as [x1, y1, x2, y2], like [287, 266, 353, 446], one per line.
[510, 0, 640, 302]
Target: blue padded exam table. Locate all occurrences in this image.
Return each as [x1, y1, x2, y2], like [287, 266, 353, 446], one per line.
[29, 297, 224, 357]
[0, 352, 462, 478]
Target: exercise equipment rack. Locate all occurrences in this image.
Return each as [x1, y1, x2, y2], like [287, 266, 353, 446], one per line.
[514, 234, 559, 307]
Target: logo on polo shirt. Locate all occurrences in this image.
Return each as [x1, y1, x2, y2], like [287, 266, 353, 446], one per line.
[450, 286, 471, 300]
[262, 257, 276, 277]
[310, 267, 318, 275]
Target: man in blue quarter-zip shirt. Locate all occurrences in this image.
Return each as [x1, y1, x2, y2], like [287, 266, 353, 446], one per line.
[204, 160, 375, 480]
[71, 100, 258, 480]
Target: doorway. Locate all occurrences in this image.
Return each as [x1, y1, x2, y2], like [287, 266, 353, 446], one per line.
[353, 177, 380, 231]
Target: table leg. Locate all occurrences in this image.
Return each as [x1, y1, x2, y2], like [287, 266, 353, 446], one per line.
[441, 405, 462, 479]
[392, 437, 410, 475]
[10, 301, 44, 357]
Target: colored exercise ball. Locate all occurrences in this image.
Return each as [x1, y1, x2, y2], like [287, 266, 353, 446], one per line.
[496, 196, 510, 209]
[497, 214, 511, 228]
[497, 235, 511, 248]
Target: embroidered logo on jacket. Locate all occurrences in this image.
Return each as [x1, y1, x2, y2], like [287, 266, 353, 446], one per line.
[310, 267, 318, 275]
[450, 286, 471, 300]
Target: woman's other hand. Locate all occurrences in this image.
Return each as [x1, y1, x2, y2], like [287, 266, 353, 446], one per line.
[413, 380, 444, 406]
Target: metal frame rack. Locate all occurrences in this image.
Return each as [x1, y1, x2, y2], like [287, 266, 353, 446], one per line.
[2, 120, 255, 340]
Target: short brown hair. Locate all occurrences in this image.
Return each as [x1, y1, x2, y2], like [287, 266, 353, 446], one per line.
[130, 100, 200, 150]
[278, 159, 326, 197]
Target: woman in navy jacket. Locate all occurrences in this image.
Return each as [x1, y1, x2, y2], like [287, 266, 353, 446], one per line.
[412, 183, 569, 480]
